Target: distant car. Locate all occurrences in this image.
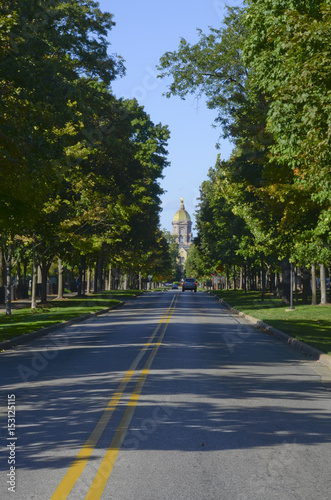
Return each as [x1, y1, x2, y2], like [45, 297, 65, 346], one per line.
[172, 283, 179, 289]
[182, 278, 197, 292]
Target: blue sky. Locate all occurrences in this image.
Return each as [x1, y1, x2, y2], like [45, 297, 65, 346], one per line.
[98, 0, 241, 233]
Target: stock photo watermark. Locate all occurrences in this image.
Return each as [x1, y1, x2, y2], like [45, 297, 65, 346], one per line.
[222, 321, 254, 354]
[74, 402, 174, 496]
[6, 394, 17, 493]
[123, 403, 174, 450]
[16, 330, 70, 382]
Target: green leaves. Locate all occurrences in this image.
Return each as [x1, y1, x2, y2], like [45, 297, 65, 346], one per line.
[243, 0, 331, 262]
[0, 1, 171, 276]
[158, 6, 248, 141]
[159, 1, 330, 271]
[0, 0, 123, 234]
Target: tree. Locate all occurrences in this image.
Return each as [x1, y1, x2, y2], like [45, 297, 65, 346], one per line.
[57, 96, 170, 280]
[158, 6, 248, 141]
[244, 0, 331, 271]
[163, 231, 182, 282]
[185, 243, 210, 282]
[0, 0, 124, 234]
[159, 2, 330, 304]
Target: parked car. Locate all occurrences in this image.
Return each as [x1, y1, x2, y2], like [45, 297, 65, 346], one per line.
[182, 278, 197, 292]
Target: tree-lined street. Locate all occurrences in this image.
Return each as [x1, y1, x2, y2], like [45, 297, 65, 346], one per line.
[1, 0, 173, 314]
[1, 2, 331, 498]
[1, 291, 330, 499]
[159, 2, 331, 305]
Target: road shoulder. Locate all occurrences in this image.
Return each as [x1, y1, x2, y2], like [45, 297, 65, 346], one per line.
[211, 293, 331, 370]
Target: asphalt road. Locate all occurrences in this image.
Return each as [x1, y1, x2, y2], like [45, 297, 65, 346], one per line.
[1, 291, 331, 500]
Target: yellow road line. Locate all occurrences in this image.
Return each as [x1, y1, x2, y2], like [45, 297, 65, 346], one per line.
[50, 296, 176, 500]
[85, 300, 176, 500]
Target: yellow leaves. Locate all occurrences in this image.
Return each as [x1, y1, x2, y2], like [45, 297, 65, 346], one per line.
[67, 100, 79, 110]
[65, 141, 91, 161]
[42, 195, 65, 214]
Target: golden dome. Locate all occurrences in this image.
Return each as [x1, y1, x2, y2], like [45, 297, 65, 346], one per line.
[173, 198, 191, 222]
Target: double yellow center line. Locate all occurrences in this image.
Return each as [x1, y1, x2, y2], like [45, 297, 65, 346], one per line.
[51, 294, 177, 500]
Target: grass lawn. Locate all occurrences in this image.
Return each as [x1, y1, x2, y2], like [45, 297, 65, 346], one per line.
[212, 290, 331, 355]
[0, 291, 141, 344]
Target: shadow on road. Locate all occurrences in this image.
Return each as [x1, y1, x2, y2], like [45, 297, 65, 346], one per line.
[1, 292, 330, 472]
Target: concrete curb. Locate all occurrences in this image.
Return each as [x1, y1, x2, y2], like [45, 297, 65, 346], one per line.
[212, 294, 331, 370]
[0, 301, 125, 352]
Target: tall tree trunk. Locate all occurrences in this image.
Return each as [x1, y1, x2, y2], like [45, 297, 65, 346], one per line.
[98, 256, 103, 292]
[226, 266, 230, 290]
[31, 244, 37, 309]
[289, 262, 294, 309]
[82, 256, 86, 296]
[77, 256, 84, 297]
[37, 265, 42, 287]
[103, 266, 107, 292]
[294, 265, 298, 304]
[276, 272, 281, 298]
[57, 258, 64, 299]
[78, 255, 86, 296]
[281, 258, 291, 304]
[17, 261, 21, 285]
[301, 266, 311, 304]
[0, 246, 4, 287]
[253, 267, 257, 291]
[23, 260, 28, 286]
[241, 265, 244, 292]
[40, 258, 51, 304]
[5, 243, 13, 315]
[248, 264, 252, 291]
[108, 265, 112, 290]
[94, 259, 99, 292]
[311, 262, 317, 305]
[94, 257, 104, 293]
[320, 263, 328, 305]
[261, 253, 265, 302]
[271, 271, 276, 295]
[87, 263, 91, 294]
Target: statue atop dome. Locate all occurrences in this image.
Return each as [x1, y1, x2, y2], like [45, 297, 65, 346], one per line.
[172, 198, 191, 223]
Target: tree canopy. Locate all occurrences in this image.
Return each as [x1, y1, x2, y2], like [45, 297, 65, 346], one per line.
[158, 3, 330, 301]
[0, 0, 174, 310]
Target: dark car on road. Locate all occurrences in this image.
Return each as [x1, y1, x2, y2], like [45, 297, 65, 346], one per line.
[182, 278, 197, 292]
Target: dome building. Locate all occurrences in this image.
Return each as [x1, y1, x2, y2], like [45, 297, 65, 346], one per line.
[172, 198, 193, 271]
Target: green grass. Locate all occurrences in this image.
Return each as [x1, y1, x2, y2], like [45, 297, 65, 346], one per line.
[0, 291, 141, 343]
[212, 290, 331, 355]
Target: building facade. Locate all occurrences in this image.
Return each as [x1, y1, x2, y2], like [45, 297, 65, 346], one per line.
[172, 198, 192, 271]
